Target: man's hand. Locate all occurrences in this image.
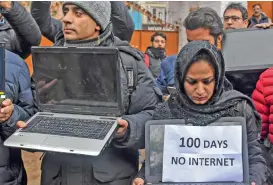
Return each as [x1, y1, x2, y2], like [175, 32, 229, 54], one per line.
[16, 121, 27, 129]
[0, 99, 13, 123]
[132, 177, 144, 185]
[254, 23, 273, 29]
[0, 1, 12, 9]
[116, 119, 128, 137]
[38, 79, 58, 95]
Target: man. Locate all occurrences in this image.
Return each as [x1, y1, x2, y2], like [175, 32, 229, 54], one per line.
[133, 7, 267, 185]
[144, 32, 167, 78]
[249, 4, 272, 28]
[18, 2, 161, 185]
[223, 3, 249, 30]
[0, 50, 35, 185]
[31, 1, 134, 43]
[0, 1, 41, 59]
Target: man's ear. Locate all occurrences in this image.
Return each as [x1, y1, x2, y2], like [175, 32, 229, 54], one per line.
[95, 25, 101, 32]
[217, 34, 223, 50]
[244, 19, 249, 28]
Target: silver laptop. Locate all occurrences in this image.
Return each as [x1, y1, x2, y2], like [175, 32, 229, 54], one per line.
[4, 47, 124, 156]
[144, 118, 249, 185]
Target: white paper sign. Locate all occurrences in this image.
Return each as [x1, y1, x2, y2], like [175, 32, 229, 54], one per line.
[162, 125, 243, 182]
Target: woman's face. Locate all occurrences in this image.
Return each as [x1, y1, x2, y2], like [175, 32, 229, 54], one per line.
[184, 60, 215, 105]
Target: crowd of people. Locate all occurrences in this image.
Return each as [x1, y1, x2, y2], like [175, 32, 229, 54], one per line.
[0, 1, 272, 185]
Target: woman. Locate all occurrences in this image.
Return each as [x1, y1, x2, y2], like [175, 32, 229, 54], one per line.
[133, 40, 267, 185]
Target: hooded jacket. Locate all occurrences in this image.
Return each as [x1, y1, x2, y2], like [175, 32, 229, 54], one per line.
[151, 41, 267, 184]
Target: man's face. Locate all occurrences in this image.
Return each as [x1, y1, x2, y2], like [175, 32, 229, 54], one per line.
[253, 5, 262, 17]
[186, 28, 222, 49]
[152, 36, 166, 49]
[62, 4, 100, 41]
[224, 9, 248, 29]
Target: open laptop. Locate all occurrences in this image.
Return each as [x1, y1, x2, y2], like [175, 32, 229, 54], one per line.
[4, 47, 124, 156]
[222, 28, 273, 96]
[0, 43, 5, 104]
[145, 118, 249, 185]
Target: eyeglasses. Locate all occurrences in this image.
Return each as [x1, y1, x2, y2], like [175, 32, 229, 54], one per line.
[224, 16, 242, 22]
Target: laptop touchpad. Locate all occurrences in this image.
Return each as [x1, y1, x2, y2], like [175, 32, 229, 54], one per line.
[41, 136, 63, 147]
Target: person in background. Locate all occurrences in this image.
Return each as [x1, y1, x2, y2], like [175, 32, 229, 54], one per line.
[0, 49, 35, 185]
[0, 1, 41, 59]
[144, 32, 167, 78]
[248, 4, 272, 28]
[156, 54, 177, 95]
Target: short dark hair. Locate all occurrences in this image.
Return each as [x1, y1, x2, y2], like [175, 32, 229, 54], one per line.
[183, 7, 223, 38]
[151, 32, 167, 42]
[224, 3, 248, 20]
[252, 4, 262, 9]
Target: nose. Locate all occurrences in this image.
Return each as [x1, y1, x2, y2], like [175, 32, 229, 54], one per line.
[227, 18, 233, 24]
[196, 83, 205, 96]
[62, 11, 73, 24]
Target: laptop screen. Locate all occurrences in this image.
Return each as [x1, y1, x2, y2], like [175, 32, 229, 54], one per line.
[222, 28, 273, 72]
[149, 124, 165, 176]
[32, 47, 121, 114]
[0, 43, 5, 92]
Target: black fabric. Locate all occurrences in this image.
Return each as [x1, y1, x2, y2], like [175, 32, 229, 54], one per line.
[0, 1, 41, 59]
[145, 47, 166, 78]
[169, 40, 258, 126]
[146, 47, 166, 60]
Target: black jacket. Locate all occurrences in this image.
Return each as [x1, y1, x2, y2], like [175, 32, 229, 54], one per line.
[0, 2, 41, 59]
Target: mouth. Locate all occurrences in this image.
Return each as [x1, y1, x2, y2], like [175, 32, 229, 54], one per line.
[63, 28, 75, 34]
[226, 27, 235, 30]
[193, 97, 207, 101]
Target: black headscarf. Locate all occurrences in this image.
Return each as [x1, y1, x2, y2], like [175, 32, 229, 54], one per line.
[156, 40, 260, 126]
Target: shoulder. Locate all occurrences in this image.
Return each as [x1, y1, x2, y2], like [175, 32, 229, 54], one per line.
[5, 50, 30, 81]
[6, 50, 28, 69]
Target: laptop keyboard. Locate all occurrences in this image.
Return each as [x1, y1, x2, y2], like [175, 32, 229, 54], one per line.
[21, 116, 116, 140]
